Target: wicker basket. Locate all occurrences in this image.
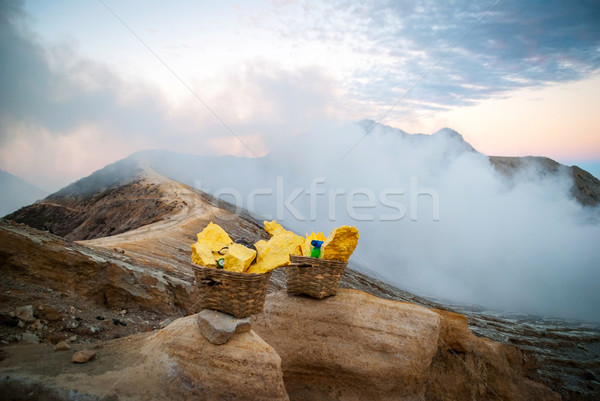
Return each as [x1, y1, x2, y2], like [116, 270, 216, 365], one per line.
[286, 255, 347, 299]
[193, 266, 272, 318]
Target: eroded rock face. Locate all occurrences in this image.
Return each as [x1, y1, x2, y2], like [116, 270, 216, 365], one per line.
[426, 309, 560, 401]
[253, 290, 560, 401]
[0, 219, 191, 315]
[254, 289, 442, 401]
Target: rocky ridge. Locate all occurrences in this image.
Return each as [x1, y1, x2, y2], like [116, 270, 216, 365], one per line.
[489, 156, 600, 207]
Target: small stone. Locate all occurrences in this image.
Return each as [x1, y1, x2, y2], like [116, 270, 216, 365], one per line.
[38, 305, 62, 321]
[8, 311, 15, 318]
[90, 326, 101, 334]
[119, 309, 127, 316]
[54, 341, 70, 351]
[47, 334, 66, 344]
[20, 332, 40, 344]
[17, 320, 25, 328]
[30, 319, 44, 331]
[197, 309, 251, 345]
[69, 335, 77, 342]
[15, 305, 35, 323]
[72, 349, 96, 363]
[159, 318, 173, 329]
[65, 319, 79, 329]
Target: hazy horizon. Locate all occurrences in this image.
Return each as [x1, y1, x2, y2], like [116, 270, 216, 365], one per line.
[1, 0, 600, 191]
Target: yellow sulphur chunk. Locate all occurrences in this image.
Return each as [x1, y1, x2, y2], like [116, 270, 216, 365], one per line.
[321, 226, 359, 262]
[223, 243, 257, 273]
[247, 223, 304, 274]
[190, 222, 233, 267]
[191, 242, 217, 268]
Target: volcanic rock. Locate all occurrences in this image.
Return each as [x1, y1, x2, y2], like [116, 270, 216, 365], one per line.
[71, 349, 96, 363]
[253, 289, 560, 401]
[197, 309, 251, 344]
[37, 305, 62, 321]
[0, 220, 191, 315]
[15, 305, 35, 323]
[0, 314, 289, 401]
[19, 332, 39, 344]
[54, 341, 70, 351]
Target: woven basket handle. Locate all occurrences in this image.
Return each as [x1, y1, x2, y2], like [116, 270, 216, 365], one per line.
[289, 262, 312, 268]
[201, 278, 222, 286]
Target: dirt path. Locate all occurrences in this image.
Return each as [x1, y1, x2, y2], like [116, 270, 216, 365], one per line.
[80, 170, 267, 277]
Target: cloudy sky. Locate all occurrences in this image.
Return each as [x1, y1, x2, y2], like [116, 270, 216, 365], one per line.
[1, 0, 600, 191]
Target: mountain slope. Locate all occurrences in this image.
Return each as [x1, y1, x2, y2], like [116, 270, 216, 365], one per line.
[0, 169, 47, 217]
[490, 156, 600, 207]
[3, 159, 171, 240]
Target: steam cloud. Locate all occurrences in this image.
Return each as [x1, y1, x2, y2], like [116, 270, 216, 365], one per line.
[144, 122, 600, 322]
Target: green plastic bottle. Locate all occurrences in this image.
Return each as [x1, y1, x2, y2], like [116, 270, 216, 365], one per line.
[310, 240, 324, 258]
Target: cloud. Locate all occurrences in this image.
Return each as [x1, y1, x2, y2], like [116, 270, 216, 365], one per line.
[262, 0, 600, 118]
[0, 1, 172, 140]
[0, 1, 339, 190]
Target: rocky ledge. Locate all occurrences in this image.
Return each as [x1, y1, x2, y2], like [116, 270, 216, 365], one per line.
[253, 289, 560, 401]
[0, 314, 289, 401]
[0, 289, 559, 400]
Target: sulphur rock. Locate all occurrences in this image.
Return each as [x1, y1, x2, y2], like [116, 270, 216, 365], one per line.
[264, 220, 287, 237]
[254, 239, 268, 255]
[223, 243, 257, 273]
[321, 225, 359, 262]
[247, 228, 304, 274]
[300, 238, 311, 257]
[196, 221, 232, 253]
[191, 242, 217, 268]
[191, 222, 233, 267]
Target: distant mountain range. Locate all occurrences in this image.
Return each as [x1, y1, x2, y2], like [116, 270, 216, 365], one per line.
[0, 169, 47, 217]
